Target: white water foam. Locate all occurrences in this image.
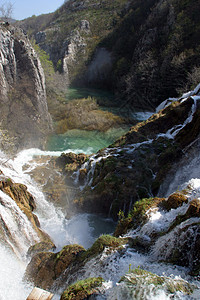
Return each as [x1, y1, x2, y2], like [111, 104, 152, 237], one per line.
[0, 190, 40, 258]
[0, 84, 200, 298]
[0, 148, 103, 299]
[0, 245, 33, 300]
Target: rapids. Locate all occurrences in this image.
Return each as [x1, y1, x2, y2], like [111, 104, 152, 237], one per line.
[0, 86, 200, 299]
[0, 148, 198, 299]
[0, 148, 116, 299]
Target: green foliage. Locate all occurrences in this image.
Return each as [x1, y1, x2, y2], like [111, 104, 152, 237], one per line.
[56, 59, 62, 72]
[32, 40, 54, 80]
[61, 277, 104, 300]
[114, 197, 161, 237]
[79, 234, 128, 262]
[118, 209, 125, 221]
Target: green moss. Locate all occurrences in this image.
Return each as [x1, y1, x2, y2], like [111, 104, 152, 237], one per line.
[27, 241, 55, 257]
[119, 267, 196, 296]
[79, 234, 128, 262]
[161, 192, 188, 211]
[114, 197, 164, 237]
[61, 277, 104, 300]
[55, 244, 85, 262]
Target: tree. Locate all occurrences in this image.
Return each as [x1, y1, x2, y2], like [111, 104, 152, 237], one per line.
[0, 1, 14, 20]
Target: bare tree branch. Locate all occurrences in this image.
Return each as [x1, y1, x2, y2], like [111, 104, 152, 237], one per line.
[0, 1, 14, 20]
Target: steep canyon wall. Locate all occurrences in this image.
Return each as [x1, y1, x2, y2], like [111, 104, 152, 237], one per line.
[0, 23, 52, 151]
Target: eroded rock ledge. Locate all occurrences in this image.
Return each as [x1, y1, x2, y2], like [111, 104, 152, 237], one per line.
[0, 23, 52, 151]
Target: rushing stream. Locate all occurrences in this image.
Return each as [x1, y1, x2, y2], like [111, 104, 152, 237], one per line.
[0, 88, 200, 298]
[0, 146, 199, 299]
[0, 147, 117, 299]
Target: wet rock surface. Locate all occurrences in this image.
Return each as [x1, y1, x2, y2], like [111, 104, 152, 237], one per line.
[24, 244, 86, 289]
[0, 24, 52, 151]
[0, 177, 53, 250]
[63, 96, 200, 220]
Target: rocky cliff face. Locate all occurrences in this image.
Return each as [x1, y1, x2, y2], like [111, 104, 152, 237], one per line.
[17, 0, 200, 110]
[17, 0, 127, 88]
[0, 23, 52, 151]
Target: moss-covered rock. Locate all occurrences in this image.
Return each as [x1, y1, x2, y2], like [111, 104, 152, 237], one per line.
[57, 152, 89, 175]
[161, 192, 188, 211]
[117, 267, 196, 298]
[61, 277, 104, 300]
[70, 97, 199, 220]
[24, 235, 127, 291]
[80, 234, 128, 262]
[24, 244, 86, 290]
[114, 197, 165, 237]
[27, 241, 56, 258]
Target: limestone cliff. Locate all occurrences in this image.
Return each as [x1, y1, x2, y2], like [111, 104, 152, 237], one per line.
[17, 0, 200, 110]
[0, 23, 52, 150]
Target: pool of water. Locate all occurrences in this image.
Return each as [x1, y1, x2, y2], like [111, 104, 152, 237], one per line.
[65, 87, 114, 102]
[47, 126, 130, 154]
[48, 87, 153, 154]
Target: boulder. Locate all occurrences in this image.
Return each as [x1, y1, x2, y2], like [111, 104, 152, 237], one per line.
[61, 277, 104, 300]
[116, 267, 196, 298]
[27, 241, 56, 258]
[56, 152, 89, 175]
[24, 244, 85, 290]
[161, 192, 188, 211]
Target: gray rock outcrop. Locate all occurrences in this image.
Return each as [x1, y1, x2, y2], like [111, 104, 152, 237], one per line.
[0, 23, 52, 150]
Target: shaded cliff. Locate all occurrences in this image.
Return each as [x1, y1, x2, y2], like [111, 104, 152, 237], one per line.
[17, 0, 128, 89]
[17, 0, 200, 109]
[0, 23, 52, 151]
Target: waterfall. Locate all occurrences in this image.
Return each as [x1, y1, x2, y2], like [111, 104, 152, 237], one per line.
[0, 190, 39, 258]
[159, 142, 200, 197]
[0, 148, 116, 299]
[0, 85, 200, 299]
[0, 244, 32, 300]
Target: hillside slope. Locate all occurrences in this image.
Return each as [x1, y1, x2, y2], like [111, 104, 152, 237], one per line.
[17, 0, 200, 110]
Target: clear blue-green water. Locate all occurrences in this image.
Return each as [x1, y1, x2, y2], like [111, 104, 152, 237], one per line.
[47, 87, 152, 154]
[65, 87, 114, 102]
[47, 127, 130, 154]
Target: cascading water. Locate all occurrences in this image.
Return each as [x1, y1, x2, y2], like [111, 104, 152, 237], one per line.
[0, 147, 116, 299]
[51, 88, 200, 298]
[1, 85, 200, 299]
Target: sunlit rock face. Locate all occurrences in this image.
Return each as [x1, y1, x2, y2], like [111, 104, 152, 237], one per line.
[0, 23, 52, 151]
